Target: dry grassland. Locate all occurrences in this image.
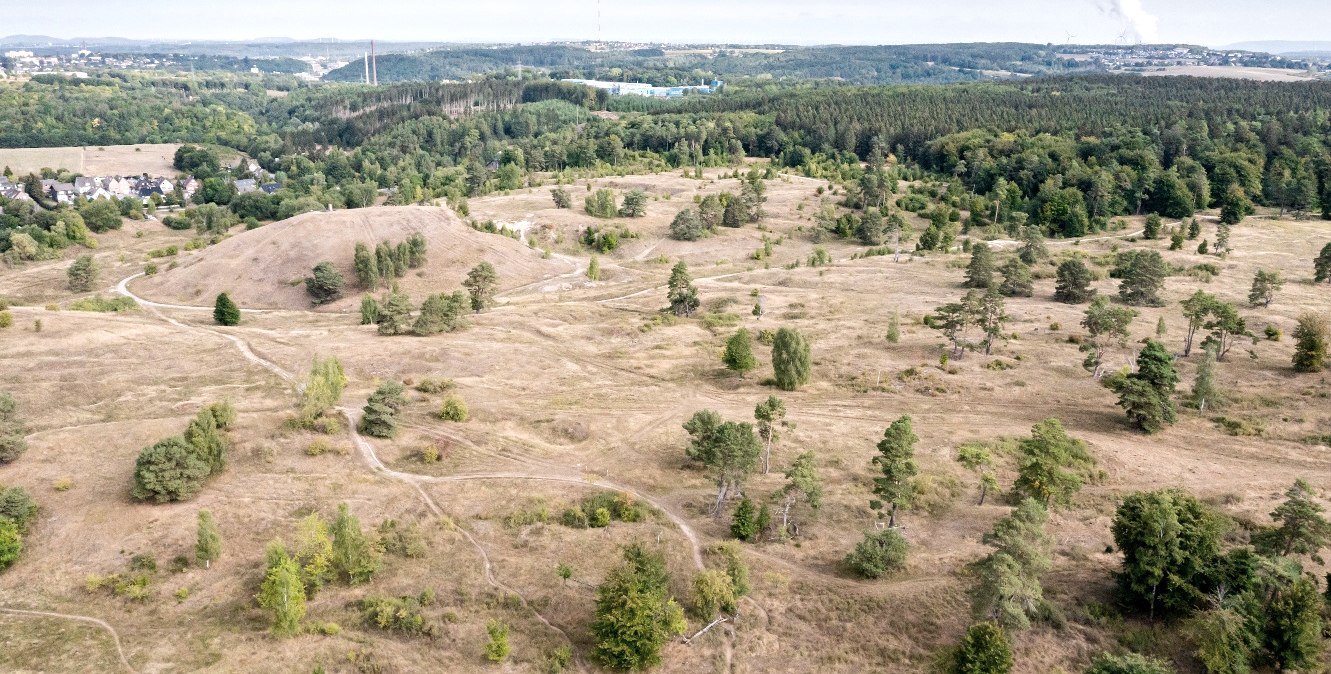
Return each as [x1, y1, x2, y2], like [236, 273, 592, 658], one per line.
[1, 168, 1329, 672]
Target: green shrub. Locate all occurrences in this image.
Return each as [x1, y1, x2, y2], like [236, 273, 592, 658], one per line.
[68, 296, 137, 312]
[359, 593, 437, 637]
[438, 395, 468, 422]
[844, 529, 908, 579]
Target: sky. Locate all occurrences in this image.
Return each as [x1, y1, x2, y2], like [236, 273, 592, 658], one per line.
[6, 0, 1331, 47]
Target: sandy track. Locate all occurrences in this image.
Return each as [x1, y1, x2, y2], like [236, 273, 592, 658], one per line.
[0, 608, 137, 673]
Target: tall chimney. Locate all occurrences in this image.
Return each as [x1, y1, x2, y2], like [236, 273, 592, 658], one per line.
[371, 40, 378, 86]
[363, 52, 369, 84]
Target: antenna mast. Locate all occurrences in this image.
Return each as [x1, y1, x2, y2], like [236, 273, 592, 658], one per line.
[371, 39, 378, 86]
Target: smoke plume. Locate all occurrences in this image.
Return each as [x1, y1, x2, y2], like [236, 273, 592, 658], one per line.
[1096, 0, 1160, 43]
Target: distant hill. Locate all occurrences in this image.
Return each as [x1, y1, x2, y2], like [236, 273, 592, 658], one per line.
[1223, 40, 1331, 54]
[0, 34, 66, 46]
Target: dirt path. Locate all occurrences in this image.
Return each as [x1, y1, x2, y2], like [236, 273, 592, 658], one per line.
[0, 608, 137, 673]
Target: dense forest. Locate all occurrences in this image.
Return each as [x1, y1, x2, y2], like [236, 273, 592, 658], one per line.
[323, 43, 1097, 85]
[2, 73, 1330, 260]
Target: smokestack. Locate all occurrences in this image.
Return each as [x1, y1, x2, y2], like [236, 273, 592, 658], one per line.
[371, 40, 378, 86]
[363, 52, 369, 85]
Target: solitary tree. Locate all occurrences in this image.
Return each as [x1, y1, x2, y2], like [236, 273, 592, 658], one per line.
[971, 288, 1008, 355]
[1054, 259, 1095, 304]
[1112, 489, 1222, 620]
[550, 186, 572, 209]
[870, 415, 918, 528]
[463, 261, 498, 313]
[353, 241, 380, 289]
[1315, 242, 1331, 283]
[968, 498, 1053, 631]
[1292, 312, 1329, 373]
[1218, 184, 1254, 226]
[957, 444, 998, 505]
[754, 395, 787, 474]
[1017, 226, 1047, 265]
[305, 261, 345, 305]
[952, 622, 1014, 674]
[1081, 297, 1137, 378]
[359, 380, 406, 439]
[777, 451, 821, 538]
[196, 510, 222, 568]
[618, 190, 647, 218]
[1109, 340, 1179, 433]
[998, 258, 1033, 298]
[1117, 250, 1168, 306]
[666, 262, 700, 316]
[256, 545, 307, 636]
[1143, 213, 1163, 240]
[964, 243, 996, 289]
[330, 502, 381, 585]
[1180, 290, 1218, 357]
[67, 254, 97, 292]
[844, 528, 909, 579]
[591, 545, 687, 670]
[1189, 348, 1221, 412]
[1012, 419, 1094, 508]
[1201, 300, 1250, 361]
[771, 328, 811, 391]
[722, 328, 757, 377]
[669, 208, 708, 241]
[1248, 270, 1283, 308]
[1253, 479, 1331, 558]
[213, 293, 240, 326]
[682, 411, 762, 515]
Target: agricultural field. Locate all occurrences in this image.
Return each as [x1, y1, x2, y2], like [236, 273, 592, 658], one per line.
[0, 144, 218, 177]
[2, 167, 1329, 673]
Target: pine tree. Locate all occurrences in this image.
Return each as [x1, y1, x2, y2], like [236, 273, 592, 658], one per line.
[771, 327, 811, 391]
[1156, 316, 1167, 338]
[1117, 250, 1168, 306]
[730, 496, 759, 541]
[330, 502, 381, 585]
[213, 293, 240, 326]
[1248, 270, 1284, 308]
[1218, 184, 1254, 226]
[844, 529, 908, 579]
[1054, 259, 1095, 304]
[67, 254, 97, 292]
[359, 295, 380, 325]
[968, 499, 1052, 631]
[870, 416, 917, 528]
[1187, 218, 1201, 239]
[463, 261, 498, 313]
[587, 254, 601, 281]
[722, 328, 757, 376]
[195, 510, 221, 569]
[777, 451, 821, 538]
[618, 190, 647, 218]
[886, 312, 901, 344]
[591, 545, 687, 670]
[305, 261, 345, 305]
[1143, 213, 1163, 240]
[359, 380, 406, 439]
[1017, 226, 1047, 264]
[1292, 312, 1329, 373]
[666, 262, 700, 316]
[1110, 340, 1179, 433]
[412, 291, 467, 336]
[1315, 242, 1331, 283]
[1253, 479, 1331, 558]
[964, 243, 995, 289]
[998, 258, 1033, 297]
[1012, 419, 1094, 507]
[376, 289, 413, 336]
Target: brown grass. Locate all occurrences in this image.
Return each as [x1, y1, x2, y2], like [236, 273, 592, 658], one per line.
[3, 169, 1331, 672]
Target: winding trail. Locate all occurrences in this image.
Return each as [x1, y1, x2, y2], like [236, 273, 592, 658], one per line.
[0, 608, 137, 674]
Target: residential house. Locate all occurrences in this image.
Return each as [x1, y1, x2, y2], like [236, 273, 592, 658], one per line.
[234, 179, 258, 194]
[260, 182, 283, 194]
[40, 179, 76, 204]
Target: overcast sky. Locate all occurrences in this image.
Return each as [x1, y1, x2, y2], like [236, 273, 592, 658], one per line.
[6, 0, 1329, 47]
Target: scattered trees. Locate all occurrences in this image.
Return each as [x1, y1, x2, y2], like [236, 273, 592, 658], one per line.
[591, 544, 687, 671]
[870, 415, 918, 528]
[298, 356, 347, 429]
[666, 262, 699, 316]
[1054, 258, 1095, 304]
[723, 328, 757, 377]
[213, 292, 240, 326]
[67, 254, 97, 292]
[463, 261, 498, 313]
[777, 451, 821, 538]
[305, 261, 345, 305]
[770, 327, 811, 390]
[1181, 290, 1217, 357]
[585, 189, 618, 218]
